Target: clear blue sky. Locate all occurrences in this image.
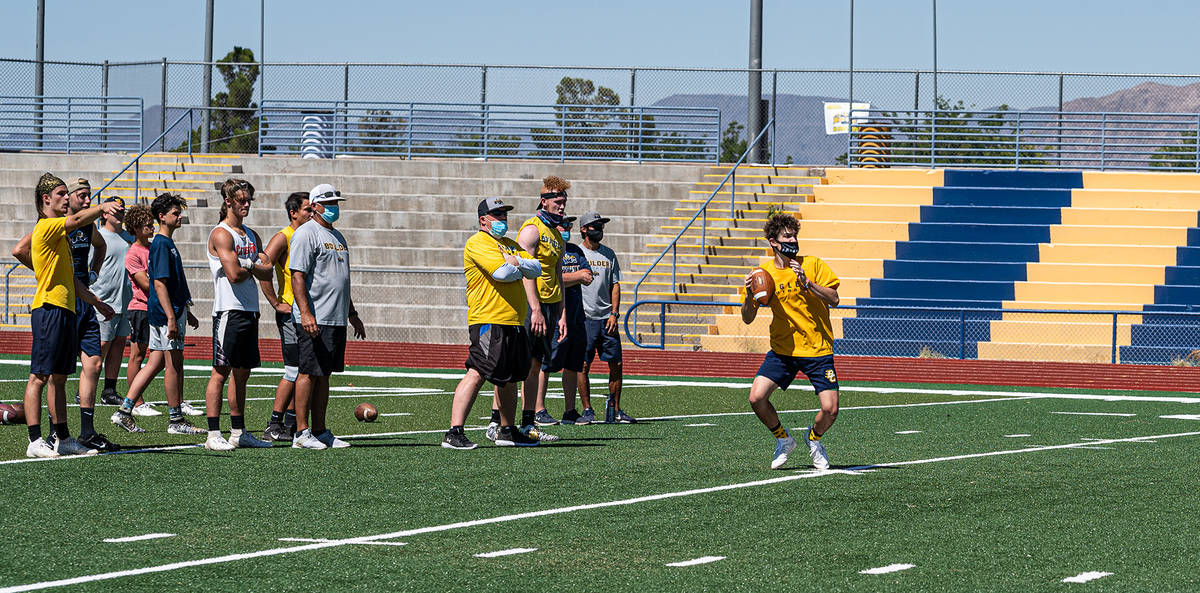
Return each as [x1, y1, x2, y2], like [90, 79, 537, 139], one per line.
[1, 0, 1198, 73]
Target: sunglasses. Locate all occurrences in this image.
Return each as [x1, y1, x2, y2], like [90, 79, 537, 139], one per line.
[560, 222, 574, 230]
[540, 191, 568, 200]
[314, 190, 342, 199]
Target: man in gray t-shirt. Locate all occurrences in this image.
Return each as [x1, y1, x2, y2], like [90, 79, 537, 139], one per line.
[91, 197, 134, 405]
[289, 183, 367, 450]
[577, 211, 635, 424]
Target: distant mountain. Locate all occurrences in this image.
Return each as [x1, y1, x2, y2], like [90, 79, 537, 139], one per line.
[1063, 81, 1200, 113]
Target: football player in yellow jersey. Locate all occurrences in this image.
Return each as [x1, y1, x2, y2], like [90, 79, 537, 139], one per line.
[17, 173, 123, 458]
[741, 213, 841, 471]
[257, 192, 314, 441]
[443, 198, 543, 449]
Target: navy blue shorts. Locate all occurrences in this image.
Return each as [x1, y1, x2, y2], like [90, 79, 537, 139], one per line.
[528, 301, 563, 364]
[756, 351, 838, 392]
[75, 299, 101, 357]
[585, 317, 622, 364]
[543, 323, 587, 373]
[31, 304, 77, 376]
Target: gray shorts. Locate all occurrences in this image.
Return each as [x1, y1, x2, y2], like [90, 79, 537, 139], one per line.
[99, 310, 131, 343]
[148, 309, 188, 351]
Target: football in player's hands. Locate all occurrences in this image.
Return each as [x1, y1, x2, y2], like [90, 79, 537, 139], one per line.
[748, 268, 774, 306]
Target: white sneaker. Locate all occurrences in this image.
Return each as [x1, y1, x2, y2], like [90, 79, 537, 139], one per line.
[521, 424, 560, 443]
[204, 434, 235, 451]
[771, 435, 797, 470]
[179, 402, 204, 416]
[131, 403, 162, 417]
[232, 432, 273, 448]
[26, 437, 60, 458]
[315, 429, 351, 448]
[291, 429, 327, 450]
[805, 427, 830, 470]
[485, 421, 499, 442]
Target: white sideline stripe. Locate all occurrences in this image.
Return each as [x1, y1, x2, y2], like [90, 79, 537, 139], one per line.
[685, 423, 715, 427]
[860, 563, 915, 575]
[475, 548, 537, 558]
[4, 430, 1198, 593]
[102, 533, 175, 543]
[1078, 446, 1115, 450]
[665, 556, 725, 567]
[278, 538, 407, 547]
[642, 396, 1038, 421]
[378, 413, 412, 417]
[1062, 571, 1113, 583]
[1052, 412, 1136, 417]
[1003, 434, 1032, 438]
[895, 430, 922, 434]
[1161, 414, 1200, 421]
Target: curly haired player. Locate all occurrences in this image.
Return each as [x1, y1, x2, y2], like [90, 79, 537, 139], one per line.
[741, 213, 841, 471]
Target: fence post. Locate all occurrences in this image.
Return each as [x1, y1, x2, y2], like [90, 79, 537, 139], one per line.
[1014, 111, 1021, 169]
[482, 103, 490, 161]
[160, 57, 168, 151]
[659, 303, 667, 350]
[1100, 113, 1106, 170]
[1057, 73, 1064, 167]
[701, 206, 707, 256]
[1111, 312, 1118, 364]
[343, 63, 350, 102]
[771, 71, 777, 163]
[931, 106, 938, 168]
[913, 71, 920, 110]
[959, 309, 966, 359]
[66, 97, 72, 154]
[1195, 114, 1199, 173]
[5, 263, 18, 324]
[730, 170, 736, 218]
[630, 68, 637, 107]
[102, 60, 109, 151]
[671, 244, 677, 297]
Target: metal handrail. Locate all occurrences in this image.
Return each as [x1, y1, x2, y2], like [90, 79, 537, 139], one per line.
[93, 108, 197, 204]
[630, 118, 774, 333]
[3, 263, 20, 325]
[625, 299, 1200, 365]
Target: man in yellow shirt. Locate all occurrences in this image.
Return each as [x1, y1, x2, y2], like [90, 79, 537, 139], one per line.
[741, 213, 841, 471]
[257, 191, 314, 442]
[443, 198, 542, 449]
[19, 173, 123, 458]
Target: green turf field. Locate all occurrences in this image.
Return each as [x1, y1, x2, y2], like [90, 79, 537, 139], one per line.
[2, 354, 1200, 592]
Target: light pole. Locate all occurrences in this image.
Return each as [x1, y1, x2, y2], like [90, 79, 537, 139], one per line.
[747, 0, 764, 163]
[201, 0, 214, 152]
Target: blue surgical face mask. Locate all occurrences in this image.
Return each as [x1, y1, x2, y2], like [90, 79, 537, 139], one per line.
[560, 230, 571, 242]
[320, 203, 340, 223]
[489, 220, 508, 238]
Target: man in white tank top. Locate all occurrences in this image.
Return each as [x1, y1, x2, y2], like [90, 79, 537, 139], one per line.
[203, 179, 275, 451]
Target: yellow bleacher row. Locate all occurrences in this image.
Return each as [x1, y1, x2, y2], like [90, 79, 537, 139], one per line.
[676, 167, 1200, 361]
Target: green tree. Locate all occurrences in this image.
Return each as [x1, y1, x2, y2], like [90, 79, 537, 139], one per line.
[531, 77, 622, 158]
[348, 109, 404, 153]
[176, 46, 260, 153]
[720, 121, 748, 162]
[1150, 131, 1197, 170]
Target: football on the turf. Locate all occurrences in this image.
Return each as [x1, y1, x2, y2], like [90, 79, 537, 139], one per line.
[0, 402, 26, 425]
[748, 268, 774, 306]
[354, 403, 378, 422]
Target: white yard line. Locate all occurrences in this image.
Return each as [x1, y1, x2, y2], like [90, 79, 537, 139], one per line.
[860, 563, 915, 575]
[1062, 571, 1113, 583]
[378, 413, 412, 417]
[1052, 412, 1136, 417]
[1003, 434, 1032, 438]
[684, 423, 715, 427]
[3, 430, 1197, 593]
[102, 533, 175, 543]
[474, 548, 537, 558]
[665, 556, 725, 567]
[895, 430, 922, 434]
[278, 538, 406, 547]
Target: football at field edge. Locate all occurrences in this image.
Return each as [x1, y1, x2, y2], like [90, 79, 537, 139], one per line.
[354, 403, 378, 422]
[749, 268, 774, 306]
[0, 403, 26, 425]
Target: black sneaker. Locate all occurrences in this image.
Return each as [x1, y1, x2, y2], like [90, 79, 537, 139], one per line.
[77, 432, 121, 452]
[561, 409, 582, 425]
[262, 422, 293, 442]
[616, 409, 638, 424]
[495, 426, 539, 447]
[99, 387, 123, 406]
[441, 431, 478, 450]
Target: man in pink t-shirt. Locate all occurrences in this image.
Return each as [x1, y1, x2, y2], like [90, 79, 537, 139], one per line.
[121, 205, 155, 415]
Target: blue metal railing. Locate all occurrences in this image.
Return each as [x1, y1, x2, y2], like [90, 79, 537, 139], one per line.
[630, 119, 774, 332]
[257, 101, 721, 163]
[848, 109, 1200, 171]
[624, 300, 1200, 366]
[93, 108, 199, 203]
[0, 96, 142, 153]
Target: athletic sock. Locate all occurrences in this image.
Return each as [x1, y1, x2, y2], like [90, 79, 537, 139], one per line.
[808, 427, 822, 441]
[208, 430, 222, 439]
[521, 410, 535, 427]
[53, 422, 69, 439]
[168, 407, 183, 422]
[768, 423, 788, 439]
[490, 409, 501, 424]
[206, 416, 220, 432]
[103, 377, 117, 392]
[270, 411, 284, 424]
[449, 425, 465, 434]
[28, 424, 42, 443]
[230, 415, 245, 439]
[79, 407, 96, 437]
[283, 410, 297, 429]
[120, 397, 135, 413]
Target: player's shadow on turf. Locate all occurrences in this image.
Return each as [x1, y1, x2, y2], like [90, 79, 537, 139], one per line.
[567, 436, 661, 443]
[342, 442, 441, 448]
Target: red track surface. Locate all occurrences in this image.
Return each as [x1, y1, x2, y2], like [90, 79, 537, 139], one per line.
[2, 330, 1199, 391]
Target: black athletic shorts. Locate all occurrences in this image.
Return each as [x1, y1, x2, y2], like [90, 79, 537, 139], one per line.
[296, 324, 346, 377]
[528, 301, 563, 364]
[466, 323, 531, 387]
[127, 310, 149, 345]
[276, 310, 299, 368]
[543, 322, 587, 373]
[213, 310, 261, 369]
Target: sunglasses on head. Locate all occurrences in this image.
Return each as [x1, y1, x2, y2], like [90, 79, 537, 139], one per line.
[540, 191, 567, 200]
[235, 180, 250, 189]
[314, 190, 341, 199]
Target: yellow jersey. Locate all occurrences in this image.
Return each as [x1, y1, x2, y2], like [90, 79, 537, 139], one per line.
[758, 256, 840, 357]
[520, 215, 564, 304]
[32, 217, 75, 310]
[464, 231, 529, 326]
[274, 225, 297, 305]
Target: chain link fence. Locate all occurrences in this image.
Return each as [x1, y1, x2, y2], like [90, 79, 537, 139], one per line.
[6, 58, 1200, 163]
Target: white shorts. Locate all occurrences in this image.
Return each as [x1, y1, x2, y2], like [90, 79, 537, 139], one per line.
[148, 311, 188, 351]
[99, 310, 131, 343]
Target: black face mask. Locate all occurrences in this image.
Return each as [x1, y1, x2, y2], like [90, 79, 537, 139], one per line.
[584, 228, 604, 242]
[775, 241, 799, 258]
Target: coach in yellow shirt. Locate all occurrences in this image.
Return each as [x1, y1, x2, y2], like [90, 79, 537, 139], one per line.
[19, 173, 122, 458]
[443, 198, 543, 450]
[741, 213, 841, 472]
